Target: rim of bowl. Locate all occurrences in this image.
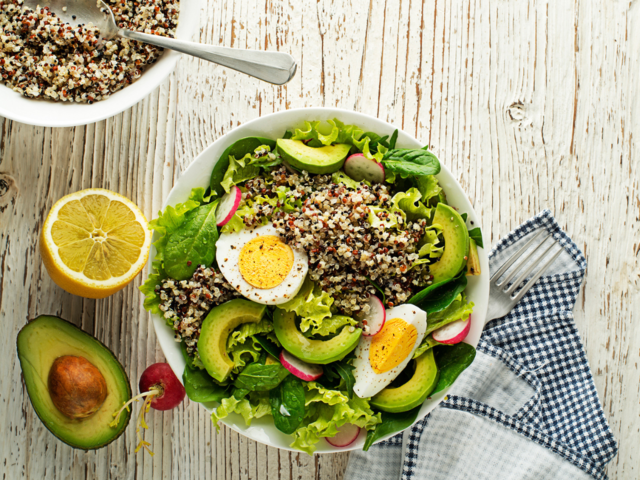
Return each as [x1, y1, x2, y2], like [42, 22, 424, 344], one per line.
[146, 107, 490, 453]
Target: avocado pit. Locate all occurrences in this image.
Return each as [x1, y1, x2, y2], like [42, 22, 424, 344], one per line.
[48, 355, 108, 420]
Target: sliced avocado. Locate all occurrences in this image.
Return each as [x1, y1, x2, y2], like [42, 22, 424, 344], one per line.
[276, 139, 351, 174]
[429, 203, 470, 283]
[16, 316, 131, 450]
[273, 309, 361, 364]
[210, 137, 277, 196]
[371, 349, 439, 413]
[198, 299, 267, 382]
[466, 238, 481, 276]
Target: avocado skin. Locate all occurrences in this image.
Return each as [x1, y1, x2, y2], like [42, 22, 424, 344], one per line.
[371, 348, 439, 413]
[429, 203, 470, 284]
[198, 299, 267, 382]
[16, 316, 132, 450]
[210, 137, 277, 195]
[276, 139, 351, 174]
[273, 309, 361, 364]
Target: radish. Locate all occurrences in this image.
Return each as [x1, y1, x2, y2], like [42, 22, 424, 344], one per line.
[432, 316, 471, 344]
[111, 363, 186, 455]
[357, 294, 386, 336]
[216, 185, 242, 226]
[325, 423, 361, 448]
[280, 350, 323, 381]
[344, 153, 385, 184]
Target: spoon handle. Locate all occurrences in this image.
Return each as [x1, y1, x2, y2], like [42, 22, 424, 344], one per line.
[119, 30, 297, 85]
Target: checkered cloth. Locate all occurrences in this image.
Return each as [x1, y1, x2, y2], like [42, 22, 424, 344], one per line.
[345, 210, 618, 480]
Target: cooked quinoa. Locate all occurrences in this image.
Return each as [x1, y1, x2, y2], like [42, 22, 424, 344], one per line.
[156, 265, 240, 354]
[0, 0, 179, 102]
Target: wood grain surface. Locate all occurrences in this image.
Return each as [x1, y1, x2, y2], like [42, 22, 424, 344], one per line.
[1, 0, 639, 478]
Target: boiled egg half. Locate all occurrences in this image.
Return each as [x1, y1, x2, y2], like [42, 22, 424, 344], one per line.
[353, 304, 427, 398]
[216, 224, 308, 305]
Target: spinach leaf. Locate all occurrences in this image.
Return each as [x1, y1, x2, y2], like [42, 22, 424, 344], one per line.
[461, 212, 468, 222]
[282, 130, 293, 140]
[255, 335, 281, 358]
[232, 387, 250, 400]
[233, 363, 289, 392]
[183, 363, 229, 403]
[366, 277, 386, 305]
[210, 137, 277, 196]
[388, 129, 399, 149]
[270, 376, 305, 434]
[407, 277, 455, 306]
[363, 406, 421, 451]
[164, 201, 219, 280]
[320, 355, 356, 397]
[361, 132, 389, 152]
[382, 149, 441, 178]
[468, 227, 484, 249]
[420, 274, 467, 314]
[432, 342, 476, 395]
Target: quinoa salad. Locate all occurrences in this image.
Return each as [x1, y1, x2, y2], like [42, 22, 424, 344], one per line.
[141, 119, 484, 454]
[0, 0, 179, 103]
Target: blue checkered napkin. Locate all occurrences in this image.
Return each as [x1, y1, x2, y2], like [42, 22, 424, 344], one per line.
[345, 210, 618, 480]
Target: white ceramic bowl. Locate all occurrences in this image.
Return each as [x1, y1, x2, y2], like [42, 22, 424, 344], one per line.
[0, 0, 202, 127]
[148, 108, 490, 453]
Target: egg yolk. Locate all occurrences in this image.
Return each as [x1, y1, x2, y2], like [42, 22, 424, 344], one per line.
[239, 235, 294, 289]
[369, 318, 418, 374]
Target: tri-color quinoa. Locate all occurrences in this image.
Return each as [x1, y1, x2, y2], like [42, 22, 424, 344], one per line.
[0, 0, 179, 102]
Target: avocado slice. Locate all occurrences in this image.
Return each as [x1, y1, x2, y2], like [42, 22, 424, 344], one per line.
[429, 203, 470, 283]
[466, 238, 481, 276]
[273, 309, 361, 364]
[276, 139, 351, 174]
[16, 316, 132, 450]
[371, 348, 439, 413]
[198, 299, 267, 382]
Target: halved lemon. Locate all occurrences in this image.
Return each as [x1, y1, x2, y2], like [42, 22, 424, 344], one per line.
[40, 189, 152, 299]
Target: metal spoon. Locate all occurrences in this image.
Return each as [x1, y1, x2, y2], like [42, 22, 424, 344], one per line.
[23, 0, 297, 85]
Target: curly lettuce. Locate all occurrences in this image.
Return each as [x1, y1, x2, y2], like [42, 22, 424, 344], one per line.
[411, 224, 444, 269]
[304, 315, 357, 338]
[220, 146, 281, 193]
[391, 187, 432, 222]
[414, 175, 443, 206]
[426, 293, 474, 335]
[278, 278, 335, 333]
[211, 392, 271, 428]
[227, 319, 274, 349]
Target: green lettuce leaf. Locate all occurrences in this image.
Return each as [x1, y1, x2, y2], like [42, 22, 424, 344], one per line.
[211, 391, 271, 430]
[227, 319, 274, 349]
[139, 187, 213, 314]
[367, 206, 400, 230]
[391, 187, 432, 222]
[331, 171, 362, 190]
[412, 335, 446, 359]
[220, 146, 282, 193]
[290, 383, 381, 455]
[278, 278, 334, 333]
[411, 224, 444, 269]
[414, 175, 442, 206]
[426, 293, 474, 335]
[305, 315, 357, 338]
[220, 203, 255, 234]
[228, 337, 262, 374]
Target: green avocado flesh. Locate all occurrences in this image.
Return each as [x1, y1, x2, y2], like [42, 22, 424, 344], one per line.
[429, 203, 470, 283]
[276, 139, 351, 174]
[273, 309, 361, 364]
[198, 299, 267, 382]
[16, 316, 132, 450]
[466, 238, 481, 276]
[371, 349, 439, 413]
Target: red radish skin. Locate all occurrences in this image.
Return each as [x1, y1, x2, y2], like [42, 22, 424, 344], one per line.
[279, 350, 323, 381]
[325, 424, 361, 448]
[344, 153, 386, 184]
[432, 316, 472, 345]
[358, 294, 386, 336]
[139, 363, 186, 411]
[216, 186, 242, 227]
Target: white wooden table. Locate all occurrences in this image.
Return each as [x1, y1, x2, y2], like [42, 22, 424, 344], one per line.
[1, 0, 639, 478]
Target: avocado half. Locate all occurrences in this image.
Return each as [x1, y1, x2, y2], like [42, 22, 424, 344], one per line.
[198, 299, 267, 382]
[273, 309, 361, 364]
[276, 139, 351, 174]
[371, 348, 439, 413]
[16, 316, 132, 450]
[429, 203, 470, 283]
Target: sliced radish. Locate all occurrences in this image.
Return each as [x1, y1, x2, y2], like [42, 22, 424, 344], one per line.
[432, 316, 471, 344]
[357, 294, 386, 336]
[344, 153, 385, 184]
[325, 424, 361, 447]
[216, 186, 242, 227]
[280, 350, 323, 381]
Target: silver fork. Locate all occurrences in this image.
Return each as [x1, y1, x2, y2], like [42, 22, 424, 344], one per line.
[486, 229, 564, 322]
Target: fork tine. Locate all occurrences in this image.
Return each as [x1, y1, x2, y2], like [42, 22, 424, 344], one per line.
[511, 247, 563, 302]
[490, 229, 548, 284]
[504, 240, 558, 294]
[491, 229, 549, 286]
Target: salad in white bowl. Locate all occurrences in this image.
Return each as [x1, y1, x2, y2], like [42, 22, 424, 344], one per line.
[142, 110, 489, 454]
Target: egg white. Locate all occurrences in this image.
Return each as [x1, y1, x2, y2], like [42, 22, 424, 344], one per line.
[216, 224, 308, 305]
[353, 304, 427, 398]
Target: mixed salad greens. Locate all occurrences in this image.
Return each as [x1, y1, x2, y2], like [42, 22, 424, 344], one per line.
[141, 119, 483, 454]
